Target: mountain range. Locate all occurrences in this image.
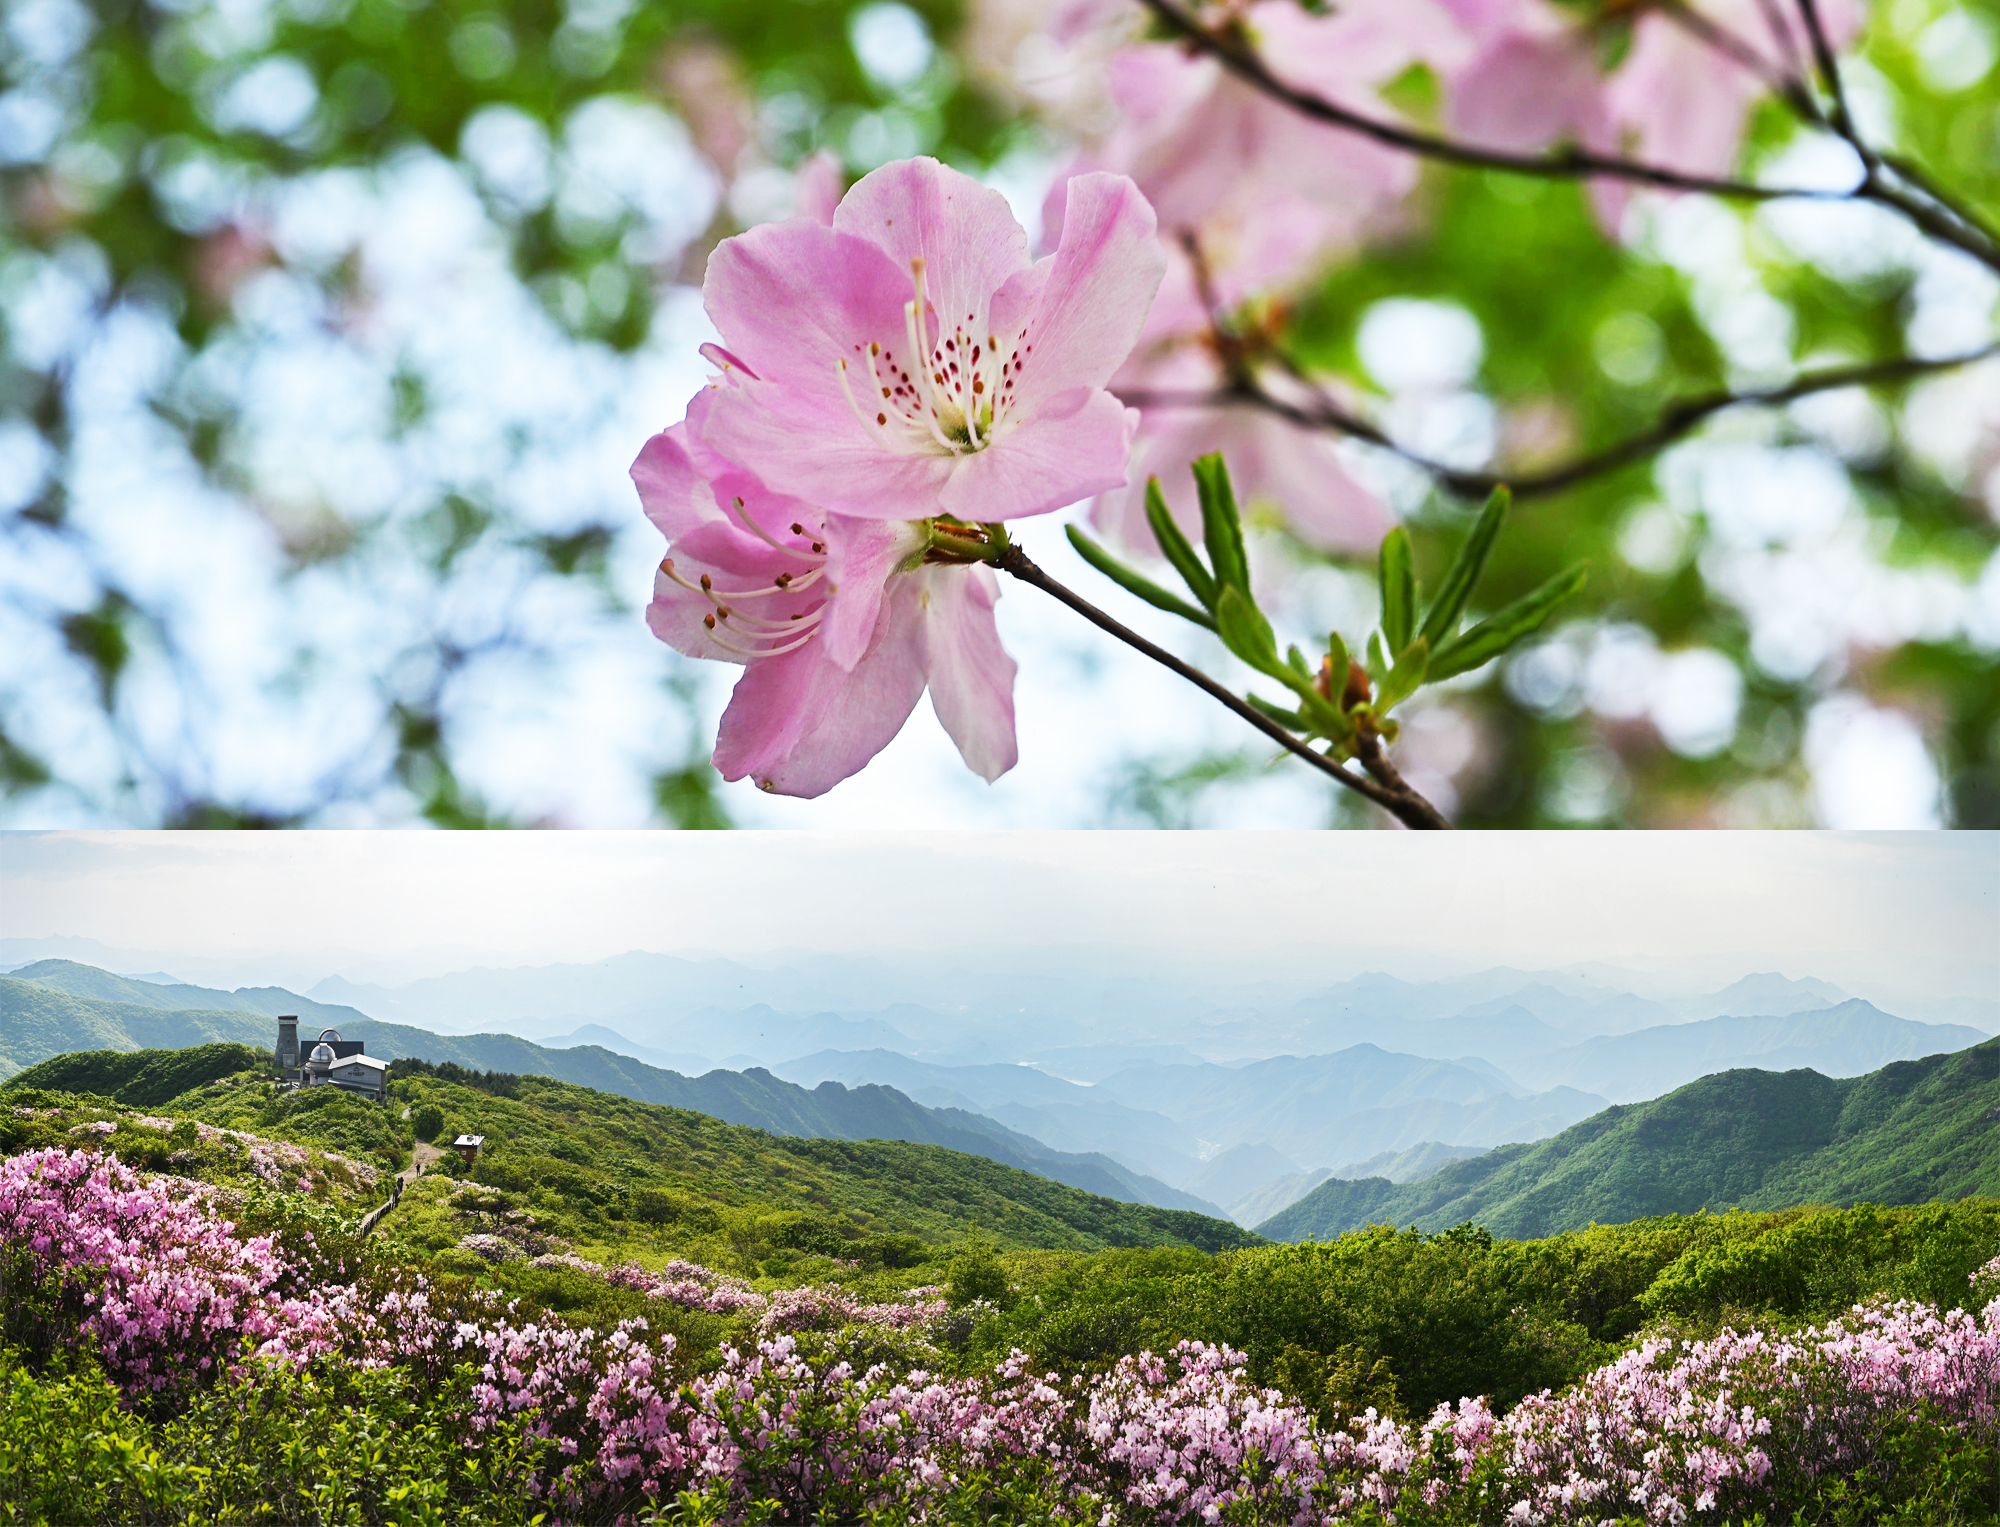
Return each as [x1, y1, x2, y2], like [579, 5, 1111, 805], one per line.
[1260, 1037, 2000, 1242]
[5, 954, 1992, 1232]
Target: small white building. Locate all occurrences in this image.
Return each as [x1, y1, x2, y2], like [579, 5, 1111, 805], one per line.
[321, 1052, 388, 1102]
[293, 1027, 388, 1103]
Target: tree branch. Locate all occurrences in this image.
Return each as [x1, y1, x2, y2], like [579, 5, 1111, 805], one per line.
[992, 543, 1450, 828]
[1791, 0, 2000, 271]
[1117, 343, 2000, 502]
[1133, 0, 2000, 275]
[1134, 0, 1832, 202]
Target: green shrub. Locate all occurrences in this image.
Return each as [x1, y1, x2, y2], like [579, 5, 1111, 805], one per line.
[947, 1241, 1014, 1311]
[0, 1346, 550, 1526]
[411, 1103, 446, 1142]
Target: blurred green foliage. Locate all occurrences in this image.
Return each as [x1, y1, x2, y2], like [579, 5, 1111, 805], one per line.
[0, 0, 1995, 824]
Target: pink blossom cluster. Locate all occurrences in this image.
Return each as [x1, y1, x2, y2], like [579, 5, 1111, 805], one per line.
[523, 1250, 949, 1331]
[756, 1281, 949, 1336]
[1434, 1286, 2000, 1524]
[527, 1251, 767, 1315]
[0, 1146, 366, 1391]
[13, 1146, 2000, 1524]
[997, 0, 1864, 560]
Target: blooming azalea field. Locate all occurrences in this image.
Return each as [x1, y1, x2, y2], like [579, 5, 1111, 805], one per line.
[8, 1132, 2000, 1525]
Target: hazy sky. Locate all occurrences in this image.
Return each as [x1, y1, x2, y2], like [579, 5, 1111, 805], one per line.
[0, 832, 1990, 991]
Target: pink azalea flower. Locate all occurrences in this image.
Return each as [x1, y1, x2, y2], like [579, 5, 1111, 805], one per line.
[1094, 355, 1394, 557]
[635, 394, 1017, 797]
[695, 155, 1164, 526]
[1070, 197, 1393, 557]
[792, 150, 846, 227]
[1077, 0, 1448, 242]
[1446, 0, 1865, 230]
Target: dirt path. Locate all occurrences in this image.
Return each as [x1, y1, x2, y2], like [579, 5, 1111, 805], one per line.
[358, 1139, 448, 1237]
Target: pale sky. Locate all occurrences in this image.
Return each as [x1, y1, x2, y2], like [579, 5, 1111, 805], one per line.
[0, 832, 1990, 995]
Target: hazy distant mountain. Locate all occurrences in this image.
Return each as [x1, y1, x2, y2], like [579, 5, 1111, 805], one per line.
[1450, 986, 1673, 1038]
[1259, 1036, 2000, 1242]
[1671, 973, 1849, 1022]
[773, 1050, 1204, 1185]
[1507, 1001, 1984, 1103]
[1282, 999, 1577, 1070]
[1022, 1044, 1214, 1082]
[1227, 1169, 1336, 1228]
[1091, 1047, 1608, 1169]
[1183, 1143, 1302, 1215]
[1331, 1141, 1491, 1184]
[540, 1024, 715, 1073]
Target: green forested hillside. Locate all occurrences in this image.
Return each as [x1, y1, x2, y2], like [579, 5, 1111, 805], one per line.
[0, 978, 273, 1078]
[2, 1054, 1260, 1262]
[6, 959, 368, 1028]
[1263, 1039, 2000, 1242]
[5, 1044, 267, 1107]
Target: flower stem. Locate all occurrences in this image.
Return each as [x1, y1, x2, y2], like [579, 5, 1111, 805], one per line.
[993, 544, 1450, 829]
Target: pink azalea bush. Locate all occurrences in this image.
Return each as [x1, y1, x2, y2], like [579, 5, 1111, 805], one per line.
[529, 1251, 769, 1316]
[11, 1145, 2000, 1523]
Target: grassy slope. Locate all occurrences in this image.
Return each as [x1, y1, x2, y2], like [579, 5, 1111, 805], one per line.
[5, 1055, 1259, 1258]
[1262, 1040, 2000, 1242]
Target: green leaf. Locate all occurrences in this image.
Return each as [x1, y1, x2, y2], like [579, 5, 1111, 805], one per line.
[1215, 586, 1289, 680]
[1376, 634, 1430, 712]
[1418, 485, 1510, 648]
[1286, 644, 1313, 678]
[1378, 526, 1418, 655]
[1192, 454, 1250, 596]
[1325, 630, 1350, 695]
[1144, 477, 1218, 611]
[1428, 562, 1589, 681]
[1248, 693, 1308, 730]
[1366, 630, 1388, 686]
[1065, 525, 1217, 630]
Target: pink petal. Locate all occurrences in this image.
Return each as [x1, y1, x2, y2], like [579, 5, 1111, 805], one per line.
[818, 514, 927, 671]
[832, 156, 1032, 335]
[630, 426, 709, 544]
[939, 391, 1139, 523]
[917, 565, 1018, 783]
[1449, 28, 1607, 152]
[1603, 15, 1760, 178]
[793, 150, 845, 226]
[1000, 172, 1164, 410]
[632, 420, 788, 579]
[698, 382, 958, 521]
[711, 611, 928, 797]
[702, 217, 916, 409]
[1256, 0, 1473, 88]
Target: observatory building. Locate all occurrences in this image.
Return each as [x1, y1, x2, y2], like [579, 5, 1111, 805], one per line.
[275, 1017, 387, 1102]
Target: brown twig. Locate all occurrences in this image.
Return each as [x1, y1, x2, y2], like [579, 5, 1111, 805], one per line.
[1116, 343, 2000, 502]
[993, 543, 1450, 828]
